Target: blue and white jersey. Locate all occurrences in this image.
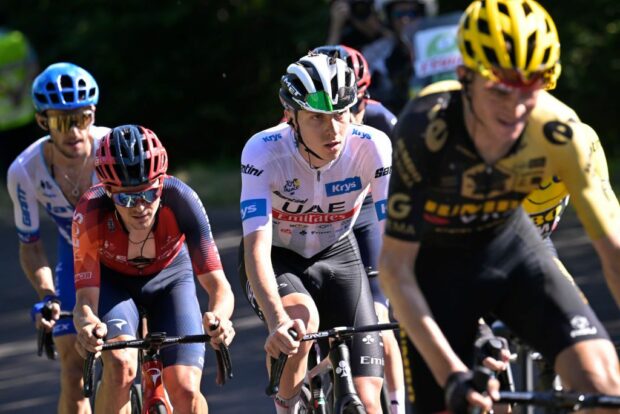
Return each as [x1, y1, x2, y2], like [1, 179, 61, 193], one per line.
[240, 122, 392, 258]
[7, 126, 110, 245]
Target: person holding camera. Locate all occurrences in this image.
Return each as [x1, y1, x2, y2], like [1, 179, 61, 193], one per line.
[326, 0, 390, 52]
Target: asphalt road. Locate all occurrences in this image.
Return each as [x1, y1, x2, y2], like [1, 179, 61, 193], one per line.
[0, 208, 618, 413]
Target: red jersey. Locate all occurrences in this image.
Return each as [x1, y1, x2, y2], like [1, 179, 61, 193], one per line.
[73, 175, 223, 289]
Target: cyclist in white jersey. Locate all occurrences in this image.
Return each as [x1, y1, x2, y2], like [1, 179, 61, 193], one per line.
[239, 53, 392, 413]
[7, 62, 108, 414]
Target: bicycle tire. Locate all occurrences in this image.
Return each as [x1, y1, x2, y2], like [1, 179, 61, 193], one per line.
[147, 402, 168, 414]
[130, 383, 142, 414]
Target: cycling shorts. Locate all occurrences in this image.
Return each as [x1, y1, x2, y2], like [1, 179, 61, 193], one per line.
[53, 236, 77, 337]
[402, 209, 609, 413]
[98, 246, 205, 369]
[239, 232, 384, 378]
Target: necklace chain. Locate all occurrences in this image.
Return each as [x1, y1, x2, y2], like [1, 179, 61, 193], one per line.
[51, 141, 91, 198]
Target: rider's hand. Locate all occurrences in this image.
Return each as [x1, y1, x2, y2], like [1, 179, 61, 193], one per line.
[265, 319, 306, 359]
[482, 347, 511, 372]
[444, 370, 499, 414]
[31, 296, 61, 331]
[204, 311, 235, 349]
[75, 318, 107, 359]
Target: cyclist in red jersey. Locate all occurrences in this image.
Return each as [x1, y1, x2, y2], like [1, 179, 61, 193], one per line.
[72, 125, 235, 414]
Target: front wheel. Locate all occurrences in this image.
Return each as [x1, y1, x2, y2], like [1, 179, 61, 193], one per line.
[130, 383, 142, 414]
[148, 402, 168, 414]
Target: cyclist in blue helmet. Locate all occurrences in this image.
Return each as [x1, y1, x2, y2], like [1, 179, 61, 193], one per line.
[7, 62, 109, 414]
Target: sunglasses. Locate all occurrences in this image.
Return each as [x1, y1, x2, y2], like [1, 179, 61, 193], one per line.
[109, 183, 162, 208]
[42, 110, 94, 133]
[391, 9, 418, 19]
[487, 67, 551, 91]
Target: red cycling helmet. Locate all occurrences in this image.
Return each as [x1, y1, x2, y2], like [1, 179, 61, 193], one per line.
[96, 125, 168, 187]
[312, 44, 372, 98]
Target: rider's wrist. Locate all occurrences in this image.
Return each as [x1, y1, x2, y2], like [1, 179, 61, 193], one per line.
[30, 294, 60, 322]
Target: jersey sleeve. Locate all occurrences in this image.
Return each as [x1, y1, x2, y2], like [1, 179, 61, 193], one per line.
[7, 160, 41, 243]
[240, 137, 272, 236]
[550, 121, 620, 240]
[72, 190, 102, 290]
[367, 131, 393, 222]
[162, 177, 223, 275]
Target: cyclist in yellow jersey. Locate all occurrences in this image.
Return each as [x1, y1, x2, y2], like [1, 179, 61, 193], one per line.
[378, 0, 620, 413]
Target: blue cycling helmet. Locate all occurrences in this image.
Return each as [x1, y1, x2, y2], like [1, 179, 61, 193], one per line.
[32, 62, 99, 112]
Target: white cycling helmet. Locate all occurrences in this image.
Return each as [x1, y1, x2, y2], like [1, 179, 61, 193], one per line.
[279, 53, 358, 114]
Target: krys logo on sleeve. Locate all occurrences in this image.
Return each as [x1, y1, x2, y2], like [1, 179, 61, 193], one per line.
[241, 199, 267, 221]
[325, 176, 362, 196]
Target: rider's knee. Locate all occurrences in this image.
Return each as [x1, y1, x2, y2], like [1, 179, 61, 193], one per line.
[557, 339, 620, 394]
[102, 351, 137, 387]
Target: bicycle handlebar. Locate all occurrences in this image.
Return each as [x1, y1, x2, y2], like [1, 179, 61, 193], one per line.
[82, 331, 233, 397]
[266, 323, 400, 396]
[473, 367, 620, 410]
[36, 308, 73, 360]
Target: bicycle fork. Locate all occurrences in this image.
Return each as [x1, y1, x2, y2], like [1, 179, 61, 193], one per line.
[329, 338, 365, 413]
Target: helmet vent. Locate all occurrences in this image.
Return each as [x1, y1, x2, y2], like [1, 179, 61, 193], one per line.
[50, 94, 60, 104]
[522, 1, 533, 15]
[503, 33, 516, 66]
[477, 18, 490, 35]
[498, 2, 509, 15]
[526, 32, 536, 67]
[62, 92, 74, 103]
[88, 88, 97, 98]
[542, 47, 551, 65]
[483, 46, 499, 65]
[60, 75, 73, 88]
[464, 41, 475, 59]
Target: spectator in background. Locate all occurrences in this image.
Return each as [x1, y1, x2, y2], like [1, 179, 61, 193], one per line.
[326, 0, 390, 52]
[363, 0, 432, 114]
[0, 24, 38, 178]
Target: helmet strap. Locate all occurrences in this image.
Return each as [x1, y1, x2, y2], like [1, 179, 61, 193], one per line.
[292, 111, 324, 166]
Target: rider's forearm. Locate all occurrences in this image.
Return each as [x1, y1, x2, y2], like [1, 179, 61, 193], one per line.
[592, 235, 620, 307]
[73, 287, 100, 329]
[379, 243, 468, 387]
[19, 241, 56, 298]
[197, 269, 235, 320]
[244, 234, 289, 331]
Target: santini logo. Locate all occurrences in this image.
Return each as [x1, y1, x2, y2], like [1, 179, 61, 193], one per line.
[241, 163, 264, 176]
[325, 177, 362, 196]
[241, 199, 267, 221]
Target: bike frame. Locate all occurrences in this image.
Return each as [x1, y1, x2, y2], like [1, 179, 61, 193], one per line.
[267, 322, 399, 414]
[140, 333, 173, 413]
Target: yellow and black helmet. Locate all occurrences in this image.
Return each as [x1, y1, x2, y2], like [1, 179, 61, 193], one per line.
[457, 0, 561, 90]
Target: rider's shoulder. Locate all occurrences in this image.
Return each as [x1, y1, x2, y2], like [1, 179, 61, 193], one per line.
[348, 123, 390, 147]
[91, 125, 111, 140]
[245, 123, 290, 147]
[242, 123, 291, 160]
[7, 136, 51, 179]
[528, 91, 579, 127]
[75, 184, 109, 214]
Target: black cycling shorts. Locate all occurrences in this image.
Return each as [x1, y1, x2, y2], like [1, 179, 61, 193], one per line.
[239, 232, 384, 378]
[402, 209, 609, 413]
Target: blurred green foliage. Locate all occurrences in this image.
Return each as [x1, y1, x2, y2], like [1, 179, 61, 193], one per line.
[1, 0, 619, 166]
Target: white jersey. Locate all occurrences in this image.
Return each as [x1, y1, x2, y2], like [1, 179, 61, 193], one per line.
[7, 126, 110, 245]
[241, 122, 392, 258]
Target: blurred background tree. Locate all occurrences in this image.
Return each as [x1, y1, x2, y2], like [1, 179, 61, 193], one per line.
[1, 0, 619, 168]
